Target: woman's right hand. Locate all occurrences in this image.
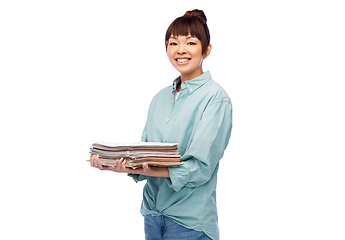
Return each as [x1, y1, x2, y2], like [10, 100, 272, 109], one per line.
[90, 154, 116, 171]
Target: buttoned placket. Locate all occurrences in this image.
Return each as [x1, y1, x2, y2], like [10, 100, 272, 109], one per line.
[162, 83, 187, 143]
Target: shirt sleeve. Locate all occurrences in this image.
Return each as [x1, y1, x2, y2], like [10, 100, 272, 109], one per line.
[166, 100, 232, 192]
[128, 173, 148, 182]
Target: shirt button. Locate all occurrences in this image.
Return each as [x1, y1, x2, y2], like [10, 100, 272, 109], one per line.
[167, 118, 169, 122]
[189, 88, 192, 92]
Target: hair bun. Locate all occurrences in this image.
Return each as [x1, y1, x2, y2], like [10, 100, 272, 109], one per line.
[184, 9, 207, 23]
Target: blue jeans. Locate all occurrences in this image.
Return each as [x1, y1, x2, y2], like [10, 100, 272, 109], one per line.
[144, 215, 212, 240]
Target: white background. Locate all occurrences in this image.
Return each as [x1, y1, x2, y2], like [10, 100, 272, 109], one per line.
[1, 0, 344, 239]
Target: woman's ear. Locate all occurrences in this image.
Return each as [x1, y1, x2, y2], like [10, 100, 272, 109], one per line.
[204, 44, 212, 58]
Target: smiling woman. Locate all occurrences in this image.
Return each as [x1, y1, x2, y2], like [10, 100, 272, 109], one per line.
[90, 9, 232, 240]
[165, 10, 212, 86]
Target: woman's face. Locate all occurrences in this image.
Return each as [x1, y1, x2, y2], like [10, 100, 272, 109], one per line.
[167, 34, 210, 81]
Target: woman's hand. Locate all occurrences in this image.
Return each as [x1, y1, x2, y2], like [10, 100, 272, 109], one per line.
[90, 154, 116, 171]
[115, 158, 152, 175]
[89, 155, 139, 174]
[90, 155, 169, 177]
[126, 161, 170, 177]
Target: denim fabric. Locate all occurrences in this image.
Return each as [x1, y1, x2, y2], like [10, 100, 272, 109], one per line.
[144, 215, 212, 240]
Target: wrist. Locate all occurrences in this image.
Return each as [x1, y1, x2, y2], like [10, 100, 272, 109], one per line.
[148, 166, 169, 178]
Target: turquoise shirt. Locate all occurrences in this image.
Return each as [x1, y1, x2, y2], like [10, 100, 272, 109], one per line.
[129, 71, 232, 240]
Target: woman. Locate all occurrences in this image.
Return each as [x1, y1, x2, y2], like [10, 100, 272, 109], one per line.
[90, 9, 232, 240]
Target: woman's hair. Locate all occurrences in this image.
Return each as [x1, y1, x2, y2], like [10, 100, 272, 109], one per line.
[165, 9, 210, 55]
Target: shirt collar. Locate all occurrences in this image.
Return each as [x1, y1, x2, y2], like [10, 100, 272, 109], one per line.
[172, 71, 212, 94]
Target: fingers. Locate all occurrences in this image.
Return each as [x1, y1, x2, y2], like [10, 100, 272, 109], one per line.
[90, 154, 104, 170]
[90, 156, 130, 173]
[115, 158, 127, 172]
[142, 162, 149, 170]
[140, 162, 150, 175]
[96, 157, 103, 169]
[90, 154, 97, 167]
[115, 158, 136, 174]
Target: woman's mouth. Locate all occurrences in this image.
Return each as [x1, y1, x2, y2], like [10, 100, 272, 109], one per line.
[175, 58, 191, 65]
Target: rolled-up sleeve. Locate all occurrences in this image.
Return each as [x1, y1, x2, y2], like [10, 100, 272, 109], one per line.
[165, 164, 190, 192]
[128, 173, 148, 182]
[166, 100, 232, 191]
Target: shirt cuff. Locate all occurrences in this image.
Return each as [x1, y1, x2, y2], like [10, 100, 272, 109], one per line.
[165, 164, 190, 192]
[128, 173, 147, 182]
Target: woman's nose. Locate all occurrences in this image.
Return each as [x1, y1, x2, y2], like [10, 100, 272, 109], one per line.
[177, 45, 186, 54]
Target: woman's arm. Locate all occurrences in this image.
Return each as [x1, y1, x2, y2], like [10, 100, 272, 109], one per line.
[90, 155, 169, 178]
[166, 100, 232, 192]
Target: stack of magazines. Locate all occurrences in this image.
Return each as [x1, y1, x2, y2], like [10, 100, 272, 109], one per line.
[89, 141, 183, 169]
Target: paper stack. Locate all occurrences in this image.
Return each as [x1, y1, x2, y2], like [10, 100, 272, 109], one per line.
[89, 141, 183, 169]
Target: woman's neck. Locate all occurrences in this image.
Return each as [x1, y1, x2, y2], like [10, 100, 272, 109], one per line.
[180, 67, 203, 84]
[176, 81, 181, 92]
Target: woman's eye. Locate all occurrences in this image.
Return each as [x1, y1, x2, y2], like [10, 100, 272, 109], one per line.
[169, 42, 177, 46]
[187, 42, 196, 45]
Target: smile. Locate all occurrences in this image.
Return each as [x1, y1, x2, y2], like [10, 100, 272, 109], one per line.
[175, 58, 191, 65]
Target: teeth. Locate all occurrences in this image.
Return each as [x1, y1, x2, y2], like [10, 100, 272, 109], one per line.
[176, 58, 189, 62]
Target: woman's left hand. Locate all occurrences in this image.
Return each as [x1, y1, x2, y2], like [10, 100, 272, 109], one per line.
[115, 158, 169, 177]
[115, 158, 151, 175]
